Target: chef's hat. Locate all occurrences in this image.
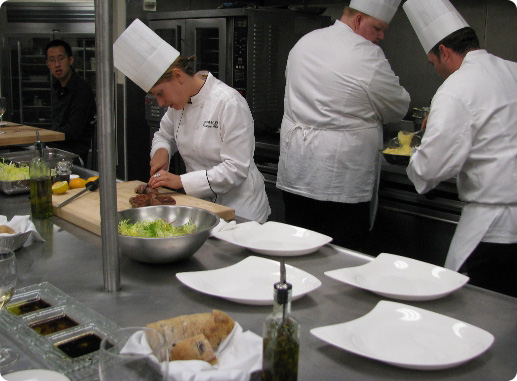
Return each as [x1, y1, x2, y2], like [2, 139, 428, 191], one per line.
[403, 0, 469, 53]
[113, 19, 180, 92]
[349, 0, 402, 24]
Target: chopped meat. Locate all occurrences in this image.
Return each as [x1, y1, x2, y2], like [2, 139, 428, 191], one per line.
[129, 194, 176, 208]
[145, 187, 159, 195]
[134, 184, 147, 194]
[134, 183, 159, 195]
[150, 194, 176, 206]
[129, 194, 151, 208]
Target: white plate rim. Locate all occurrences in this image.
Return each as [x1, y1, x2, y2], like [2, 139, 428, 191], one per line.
[212, 221, 332, 256]
[4, 369, 70, 381]
[310, 300, 494, 370]
[324, 253, 469, 301]
[176, 255, 321, 305]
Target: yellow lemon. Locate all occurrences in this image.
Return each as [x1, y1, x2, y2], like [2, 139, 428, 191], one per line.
[69, 178, 87, 189]
[52, 181, 70, 195]
[87, 176, 99, 183]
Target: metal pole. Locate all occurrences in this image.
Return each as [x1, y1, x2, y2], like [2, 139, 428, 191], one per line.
[95, 0, 120, 291]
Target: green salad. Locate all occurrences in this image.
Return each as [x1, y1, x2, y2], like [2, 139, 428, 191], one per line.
[0, 161, 29, 181]
[118, 218, 196, 238]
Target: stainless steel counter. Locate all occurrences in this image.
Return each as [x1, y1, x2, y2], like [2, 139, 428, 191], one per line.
[0, 192, 516, 381]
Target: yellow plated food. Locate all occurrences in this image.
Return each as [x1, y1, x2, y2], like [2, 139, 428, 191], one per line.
[383, 131, 414, 156]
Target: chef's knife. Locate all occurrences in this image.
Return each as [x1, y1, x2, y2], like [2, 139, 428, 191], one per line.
[57, 178, 100, 208]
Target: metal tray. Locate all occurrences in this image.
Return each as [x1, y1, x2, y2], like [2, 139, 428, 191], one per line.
[0, 179, 30, 195]
[0, 148, 79, 195]
[0, 148, 78, 168]
[0, 282, 121, 379]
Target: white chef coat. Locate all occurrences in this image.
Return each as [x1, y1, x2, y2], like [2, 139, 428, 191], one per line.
[407, 50, 517, 270]
[151, 72, 271, 223]
[276, 21, 410, 209]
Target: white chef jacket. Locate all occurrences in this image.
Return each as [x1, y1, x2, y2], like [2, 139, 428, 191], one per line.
[276, 20, 410, 207]
[407, 50, 517, 270]
[151, 72, 271, 223]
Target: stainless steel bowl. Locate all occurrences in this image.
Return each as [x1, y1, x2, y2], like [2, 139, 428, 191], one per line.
[117, 206, 220, 264]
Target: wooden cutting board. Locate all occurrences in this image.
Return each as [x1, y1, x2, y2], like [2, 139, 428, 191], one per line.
[52, 180, 235, 236]
[0, 125, 65, 146]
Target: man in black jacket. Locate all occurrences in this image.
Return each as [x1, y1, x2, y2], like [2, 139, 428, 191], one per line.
[45, 39, 96, 165]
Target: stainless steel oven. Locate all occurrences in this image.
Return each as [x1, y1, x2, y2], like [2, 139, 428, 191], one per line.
[146, 9, 330, 134]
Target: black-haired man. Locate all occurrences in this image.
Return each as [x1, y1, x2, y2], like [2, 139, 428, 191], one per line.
[46, 39, 96, 165]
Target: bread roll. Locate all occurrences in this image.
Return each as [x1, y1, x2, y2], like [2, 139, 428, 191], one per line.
[170, 334, 217, 364]
[146, 310, 235, 363]
[0, 225, 15, 234]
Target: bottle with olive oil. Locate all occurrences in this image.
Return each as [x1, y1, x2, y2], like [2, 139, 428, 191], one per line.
[30, 132, 52, 219]
[262, 258, 300, 381]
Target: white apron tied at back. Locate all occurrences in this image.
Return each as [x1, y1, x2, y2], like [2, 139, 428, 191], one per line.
[445, 203, 503, 271]
[280, 115, 382, 229]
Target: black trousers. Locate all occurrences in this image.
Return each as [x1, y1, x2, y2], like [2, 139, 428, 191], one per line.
[282, 191, 369, 252]
[459, 242, 517, 298]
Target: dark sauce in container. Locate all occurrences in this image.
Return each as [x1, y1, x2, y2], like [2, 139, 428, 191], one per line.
[30, 315, 79, 335]
[56, 333, 109, 358]
[7, 298, 52, 316]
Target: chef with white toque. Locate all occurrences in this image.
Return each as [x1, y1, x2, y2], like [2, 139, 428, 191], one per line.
[276, 0, 410, 251]
[113, 19, 270, 223]
[404, 0, 517, 297]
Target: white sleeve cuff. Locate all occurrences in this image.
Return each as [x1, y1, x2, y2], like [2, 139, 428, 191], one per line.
[180, 170, 216, 200]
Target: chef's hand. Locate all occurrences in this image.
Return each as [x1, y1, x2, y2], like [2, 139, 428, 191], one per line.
[150, 148, 169, 177]
[148, 170, 183, 190]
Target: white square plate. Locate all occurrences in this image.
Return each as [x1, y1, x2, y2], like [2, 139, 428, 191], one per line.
[176, 256, 321, 305]
[325, 253, 469, 301]
[212, 221, 332, 256]
[310, 300, 494, 370]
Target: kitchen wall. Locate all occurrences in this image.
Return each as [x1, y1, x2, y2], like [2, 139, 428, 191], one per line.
[123, 0, 517, 117]
[1, 0, 516, 180]
[383, 0, 517, 110]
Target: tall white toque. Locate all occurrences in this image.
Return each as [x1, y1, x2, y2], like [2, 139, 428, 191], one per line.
[113, 18, 180, 92]
[403, 0, 470, 53]
[349, 0, 402, 24]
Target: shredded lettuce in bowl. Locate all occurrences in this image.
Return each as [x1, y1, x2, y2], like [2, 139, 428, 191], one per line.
[0, 161, 29, 181]
[118, 218, 196, 238]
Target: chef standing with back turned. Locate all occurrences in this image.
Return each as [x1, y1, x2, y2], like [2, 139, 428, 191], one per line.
[276, 0, 410, 251]
[113, 19, 270, 223]
[404, 0, 517, 298]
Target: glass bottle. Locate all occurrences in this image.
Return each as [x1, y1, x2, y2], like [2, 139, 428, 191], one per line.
[55, 159, 72, 183]
[262, 280, 300, 381]
[29, 132, 53, 219]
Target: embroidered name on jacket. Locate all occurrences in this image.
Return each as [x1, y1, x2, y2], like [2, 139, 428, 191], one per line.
[203, 120, 219, 129]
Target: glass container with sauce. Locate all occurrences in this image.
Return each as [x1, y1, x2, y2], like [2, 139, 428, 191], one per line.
[262, 259, 300, 381]
[29, 131, 52, 219]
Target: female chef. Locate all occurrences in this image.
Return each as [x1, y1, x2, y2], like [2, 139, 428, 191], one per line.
[114, 19, 270, 223]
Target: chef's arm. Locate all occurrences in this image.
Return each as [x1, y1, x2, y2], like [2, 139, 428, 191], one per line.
[181, 99, 253, 199]
[150, 148, 169, 176]
[406, 93, 473, 194]
[368, 60, 411, 124]
[150, 110, 178, 173]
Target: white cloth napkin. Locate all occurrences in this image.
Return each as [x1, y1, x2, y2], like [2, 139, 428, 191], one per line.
[0, 215, 45, 246]
[211, 220, 261, 237]
[210, 219, 237, 236]
[124, 323, 262, 381]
